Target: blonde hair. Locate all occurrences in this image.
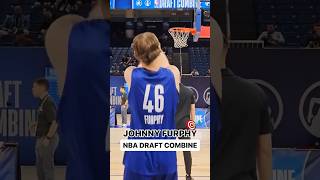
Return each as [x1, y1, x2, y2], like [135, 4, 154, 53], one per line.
[132, 32, 162, 65]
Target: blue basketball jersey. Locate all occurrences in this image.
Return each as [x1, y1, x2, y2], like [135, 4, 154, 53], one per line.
[124, 67, 179, 175]
[57, 19, 110, 180]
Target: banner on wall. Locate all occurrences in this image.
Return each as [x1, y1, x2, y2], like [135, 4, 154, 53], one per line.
[195, 108, 210, 128]
[0, 48, 66, 165]
[228, 49, 320, 148]
[273, 149, 320, 180]
[111, 0, 210, 9]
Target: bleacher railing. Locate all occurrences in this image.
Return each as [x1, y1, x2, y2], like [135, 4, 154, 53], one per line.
[229, 40, 264, 48]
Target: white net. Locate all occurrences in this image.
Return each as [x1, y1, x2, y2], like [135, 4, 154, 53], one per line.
[169, 28, 193, 48]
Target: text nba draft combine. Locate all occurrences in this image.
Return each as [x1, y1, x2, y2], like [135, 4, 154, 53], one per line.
[121, 129, 200, 151]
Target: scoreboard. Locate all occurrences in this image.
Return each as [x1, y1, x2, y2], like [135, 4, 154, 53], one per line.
[133, 0, 198, 9]
[110, 0, 210, 10]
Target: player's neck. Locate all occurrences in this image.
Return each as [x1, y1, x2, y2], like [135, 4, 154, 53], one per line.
[141, 53, 169, 71]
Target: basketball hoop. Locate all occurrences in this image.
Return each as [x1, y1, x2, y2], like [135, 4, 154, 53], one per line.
[169, 27, 196, 48]
[168, 27, 196, 75]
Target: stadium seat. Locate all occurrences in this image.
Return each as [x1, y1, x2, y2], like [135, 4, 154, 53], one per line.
[257, 13, 277, 23]
[297, 14, 317, 23]
[285, 32, 301, 46]
[255, 0, 319, 46]
[277, 14, 297, 23]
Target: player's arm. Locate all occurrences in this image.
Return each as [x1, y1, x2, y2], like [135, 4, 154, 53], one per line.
[99, 0, 110, 19]
[168, 65, 180, 92]
[190, 104, 196, 121]
[190, 91, 196, 121]
[257, 91, 273, 180]
[45, 15, 84, 96]
[210, 17, 222, 99]
[45, 100, 58, 139]
[124, 66, 135, 90]
[88, 0, 110, 20]
[47, 121, 58, 139]
[256, 134, 272, 180]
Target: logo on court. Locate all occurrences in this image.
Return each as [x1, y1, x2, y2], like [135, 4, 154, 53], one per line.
[250, 79, 283, 130]
[299, 81, 320, 138]
[187, 86, 199, 103]
[203, 87, 210, 105]
[186, 120, 195, 130]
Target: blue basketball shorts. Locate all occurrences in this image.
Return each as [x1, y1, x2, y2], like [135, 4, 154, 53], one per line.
[123, 168, 178, 180]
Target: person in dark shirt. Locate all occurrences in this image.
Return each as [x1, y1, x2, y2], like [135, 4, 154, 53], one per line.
[306, 23, 320, 48]
[32, 78, 59, 180]
[212, 18, 273, 180]
[175, 83, 196, 180]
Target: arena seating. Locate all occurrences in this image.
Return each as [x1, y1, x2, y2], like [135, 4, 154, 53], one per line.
[189, 47, 209, 75]
[111, 47, 209, 76]
[0, 0, 90, 46]
[111, 47, 132, 64]
[256, 0, 320, 46]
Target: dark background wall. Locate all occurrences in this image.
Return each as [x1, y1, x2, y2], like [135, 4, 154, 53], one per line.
[228, 48, 320, 148]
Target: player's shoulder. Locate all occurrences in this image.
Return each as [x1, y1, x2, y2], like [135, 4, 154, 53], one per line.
[166, 65, 180, 77]
[167, 65, 179, 72]
[124, 66, 136, 81]
[46, 14, 84, 40]
[124, 66, 136, 74]
[45, 14, 85, 60]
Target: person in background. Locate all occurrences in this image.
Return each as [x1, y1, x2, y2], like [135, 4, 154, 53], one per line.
[213, 18, 273, 180]
[258, 24, 285, 47]
[206, 69, 210, 76]
[306, 23, 320, 48]
[120, 86, 128, 127]
[191, 68, 199, 76]
[32, 78, 59, 180]
[0, 5, 31, 45]
[175, 83, 196, 180]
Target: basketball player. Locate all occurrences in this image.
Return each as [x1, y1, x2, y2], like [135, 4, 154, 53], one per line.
[123, 32, 180, 180]
[45, 1, 110, 180]
[175, 83, 195, 180]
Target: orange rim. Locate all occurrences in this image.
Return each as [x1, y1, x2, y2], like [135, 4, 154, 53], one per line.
[169, 27, 196, 35]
